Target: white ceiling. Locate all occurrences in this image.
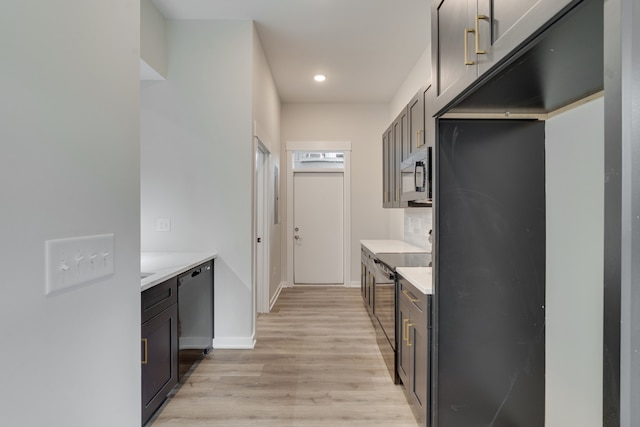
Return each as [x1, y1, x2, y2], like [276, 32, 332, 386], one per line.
[152, 0, 431, 104]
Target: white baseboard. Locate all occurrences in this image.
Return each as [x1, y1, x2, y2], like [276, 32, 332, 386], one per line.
[212, 336, 256, 350]
[346, 280, 361, 288]
[269, 281, 287, 310]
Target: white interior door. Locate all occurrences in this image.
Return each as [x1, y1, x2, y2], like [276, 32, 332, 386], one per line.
[254, 141, 270, 313]
[293, 172, 344, 284]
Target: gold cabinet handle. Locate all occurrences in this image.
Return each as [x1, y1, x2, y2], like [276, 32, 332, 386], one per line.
[141, 338, 148, 365]
[464, 28, 475, 65]
[475, 15, 489, 55]
[407, 323, 413, 347]
[402, 318, 409, 341]
[402, 289, 420, 303]
[416, 130, 424, 148]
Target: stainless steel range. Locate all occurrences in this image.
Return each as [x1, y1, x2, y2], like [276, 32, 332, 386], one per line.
[371, 252, 431, 383]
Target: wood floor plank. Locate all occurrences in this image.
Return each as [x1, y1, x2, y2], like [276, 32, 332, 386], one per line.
[148, 287, 418, 427]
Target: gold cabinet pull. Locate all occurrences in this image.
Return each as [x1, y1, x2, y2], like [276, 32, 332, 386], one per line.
[475, 15, 489, 55]
[141, 338, 148, 365]
[402, 318, 409, 341]
[464, 28, 475, 65]
[407, 323, 413, 347]
[402, 289, 420, 303]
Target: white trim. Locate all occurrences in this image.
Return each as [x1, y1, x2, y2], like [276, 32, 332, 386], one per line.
[286, 141, 352, 287]
[286, 140, 352, 152]
[292, 168, 344, 174]
[269, 281, 287, 310]
[253, 122, 272, 322]
[347, 281, 361, 289]
[343, 150, 352, 287]
[286, 150, 293, 287]
[212, 336, 256, 350]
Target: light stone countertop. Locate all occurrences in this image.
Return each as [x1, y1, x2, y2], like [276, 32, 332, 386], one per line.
[396, 267, 433, 295]
[140, 252, 218, 292]
[360, 240, 429, 254]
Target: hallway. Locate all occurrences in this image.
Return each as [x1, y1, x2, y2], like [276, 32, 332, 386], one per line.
[149, 286, 419, 426]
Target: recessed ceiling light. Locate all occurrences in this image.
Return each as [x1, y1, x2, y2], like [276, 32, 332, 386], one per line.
[314, 74, 326, 82]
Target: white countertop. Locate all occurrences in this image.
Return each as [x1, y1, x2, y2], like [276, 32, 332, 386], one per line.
[360, 240, 429, 254]
[140, 252, 218, 292]
[396, 267, 433, 295]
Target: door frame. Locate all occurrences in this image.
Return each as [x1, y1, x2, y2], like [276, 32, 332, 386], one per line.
[285, 141, 352, 287]
[253, 127, 271, 316]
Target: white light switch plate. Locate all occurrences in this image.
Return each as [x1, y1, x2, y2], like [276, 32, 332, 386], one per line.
[45, 233, 114, 295]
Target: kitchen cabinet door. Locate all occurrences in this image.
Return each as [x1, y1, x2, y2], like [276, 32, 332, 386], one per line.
[432, 0, 579, 114]
[361, 254, 367, 301]
[360, 247, 375, 311]
[141, 303, 178, 425]
[383, 110, 408, 208]
[397, 296, 411, 387]
[382, 126, 393, 208]
[393, 108, 407, 207]
[408, 89, 425, 158]
[432, 0, 478, 113]
[392, 117, 401, 207]
[476, 0, 577, 76]
[398, 277, 431, 426]
[423, 85, 434, 147]
[367, 266, 374, 311]
[411, 304, 429, 420]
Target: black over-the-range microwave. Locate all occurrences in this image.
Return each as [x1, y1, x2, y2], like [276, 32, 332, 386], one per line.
[400, 146, 432, 207]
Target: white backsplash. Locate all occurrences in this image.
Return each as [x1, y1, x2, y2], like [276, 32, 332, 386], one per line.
[404, 208, 433, 251]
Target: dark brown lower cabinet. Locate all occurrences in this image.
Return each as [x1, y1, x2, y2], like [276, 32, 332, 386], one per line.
[360, 246, 375, 312]
[397, 276, 431, 426]
[141, 279, 179, 426]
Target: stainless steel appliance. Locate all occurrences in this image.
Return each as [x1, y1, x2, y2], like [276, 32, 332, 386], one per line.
[400, 147, 433, 207]
[371, 252, 431, 384]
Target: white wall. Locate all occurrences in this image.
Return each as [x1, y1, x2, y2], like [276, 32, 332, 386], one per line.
[390, 46, 432, 119]
[0, 2, 141, 426]
[281, 103, 391, 282]
[252, 26, 283, 301]
[404, 208, 433, 250]
[545, 97, 604, 426]
[141, 20, 256, 348]
[141, 0, 168, 78]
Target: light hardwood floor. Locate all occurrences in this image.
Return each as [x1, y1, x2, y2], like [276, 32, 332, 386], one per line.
[149, 286, 419, 427]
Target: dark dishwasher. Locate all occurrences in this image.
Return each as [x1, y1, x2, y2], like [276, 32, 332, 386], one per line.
[177, 260, 214, 378]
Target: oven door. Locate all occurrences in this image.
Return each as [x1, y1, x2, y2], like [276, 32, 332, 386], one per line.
[372, 259, 396, 350]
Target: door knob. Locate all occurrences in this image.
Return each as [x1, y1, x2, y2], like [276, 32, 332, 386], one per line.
[257, 237, 262, 243]
[294, 235, 300, 240]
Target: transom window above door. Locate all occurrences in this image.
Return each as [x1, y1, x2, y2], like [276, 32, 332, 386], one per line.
[293, 151, 345, 171]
